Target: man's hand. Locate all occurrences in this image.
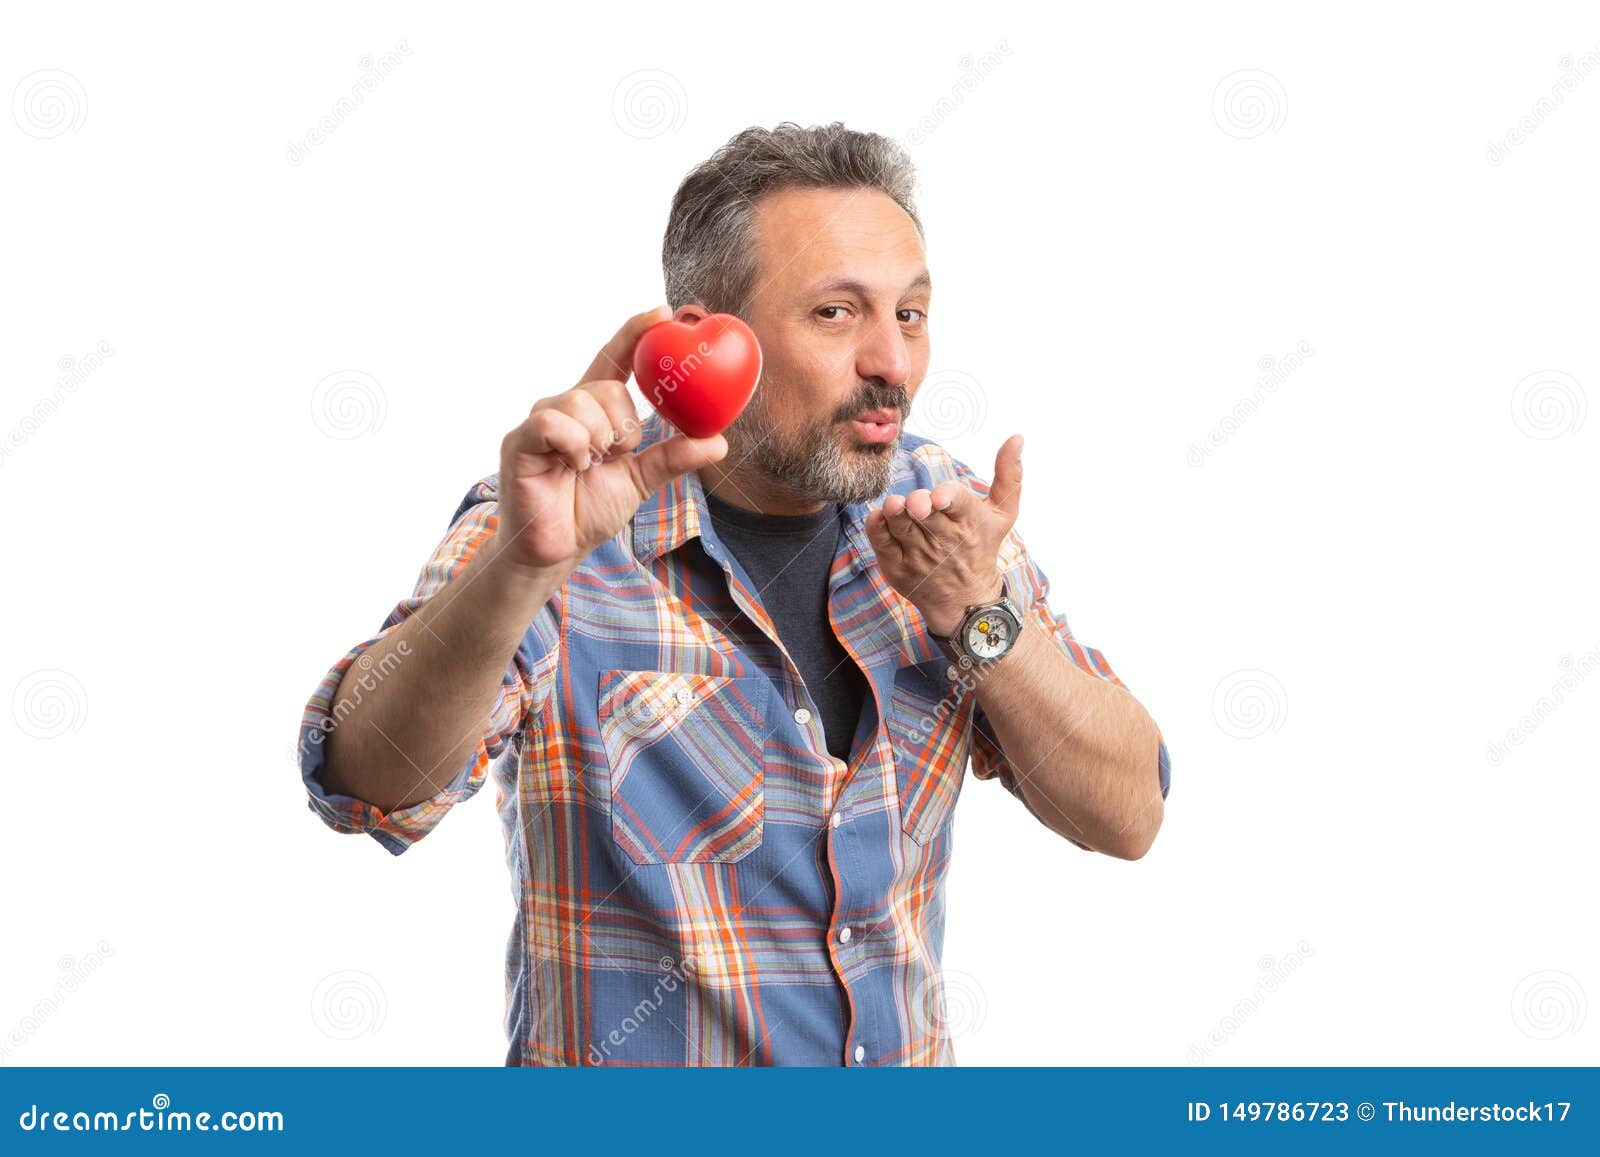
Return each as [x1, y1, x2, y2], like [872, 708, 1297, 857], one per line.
[865, 434, 1023, 636]
[868, 434, 1165, 857]
[320, 307, 727, 813]
[492, 306, 729, 576]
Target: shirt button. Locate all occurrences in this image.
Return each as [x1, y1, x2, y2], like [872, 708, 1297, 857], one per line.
[830, 812, 842, 829]
[676, 688, 693, 705]
[946, 665, 959, 681]
[853, 1045, 865, 1063]
[793, 707, 812, 725]
[838, 926, 852, 943]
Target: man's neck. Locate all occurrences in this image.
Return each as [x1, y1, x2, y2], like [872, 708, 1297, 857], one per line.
[698, 459, 829, 517]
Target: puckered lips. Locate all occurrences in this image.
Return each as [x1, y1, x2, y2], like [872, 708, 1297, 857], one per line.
[848, 407, 901, 445]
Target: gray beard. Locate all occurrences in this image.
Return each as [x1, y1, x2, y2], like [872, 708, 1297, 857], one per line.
[726, 413, 897, 505]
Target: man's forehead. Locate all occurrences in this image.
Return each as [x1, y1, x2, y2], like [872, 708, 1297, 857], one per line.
[752, 186, 927, 295]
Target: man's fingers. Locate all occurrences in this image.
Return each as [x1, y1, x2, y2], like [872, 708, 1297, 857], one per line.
[507, 408, 593, 473]
[545, 389, 618, 465]
[882, 493, 920, 540]
[581, 305, 672, 387]
[631, 433, 729, 497]
[864, 507, 902, 560]
[930, 480, 978, 521]
[989, 434, 1024, 517]
[581, 379, 645, 457]
[903, 487, 968, 558]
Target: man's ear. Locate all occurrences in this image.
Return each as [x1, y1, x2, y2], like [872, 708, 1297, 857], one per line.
[672, 303, 711, 324]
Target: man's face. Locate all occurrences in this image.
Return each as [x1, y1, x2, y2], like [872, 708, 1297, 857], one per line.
[710, 186, 931, 504]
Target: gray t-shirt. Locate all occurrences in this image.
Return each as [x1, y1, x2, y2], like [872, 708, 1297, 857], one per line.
[703, 489, 870, 762]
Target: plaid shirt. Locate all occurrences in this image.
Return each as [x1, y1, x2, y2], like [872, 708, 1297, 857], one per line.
[299, 414, 1171, 1066]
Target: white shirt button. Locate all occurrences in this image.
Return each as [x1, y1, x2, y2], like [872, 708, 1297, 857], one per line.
[838, 926, 852, 943]
[676, 688, 693, 705]
[830, 812, 842, 829]
[946, 665, 959, 681]
[853, 1044, 865, 1063]
[793, 707, 812, 725]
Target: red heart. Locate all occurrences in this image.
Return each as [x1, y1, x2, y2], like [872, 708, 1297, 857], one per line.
[632, 314, 762, 438]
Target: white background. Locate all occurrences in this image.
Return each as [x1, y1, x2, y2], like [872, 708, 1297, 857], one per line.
[2, 2, 1596, 1067]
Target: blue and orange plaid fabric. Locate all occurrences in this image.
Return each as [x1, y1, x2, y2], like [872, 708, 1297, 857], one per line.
[299, 414, 1171, 1065]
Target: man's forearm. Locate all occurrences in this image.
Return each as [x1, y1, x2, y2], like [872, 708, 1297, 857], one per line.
[320, 540, 564, 812]
[971, 626, 1164, 858]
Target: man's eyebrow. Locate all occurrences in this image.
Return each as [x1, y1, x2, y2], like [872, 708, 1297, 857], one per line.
[808, 271, 933, 298]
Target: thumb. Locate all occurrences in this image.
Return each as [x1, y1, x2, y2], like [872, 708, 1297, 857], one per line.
[988, 434, 1024, 517]
[631, 433, 728, 497]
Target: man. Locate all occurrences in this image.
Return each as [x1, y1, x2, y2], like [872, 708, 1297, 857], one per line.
[299, 122, 1171, 1066]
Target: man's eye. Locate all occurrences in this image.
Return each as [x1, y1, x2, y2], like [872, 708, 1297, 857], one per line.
[898, 309, 926, 324]
[816, 306, 848, 321]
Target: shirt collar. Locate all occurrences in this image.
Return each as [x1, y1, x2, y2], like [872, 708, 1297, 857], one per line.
[629, 411, 877, 572]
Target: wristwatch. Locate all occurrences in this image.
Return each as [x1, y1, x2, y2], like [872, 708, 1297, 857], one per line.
[931, 582, 1024, 670]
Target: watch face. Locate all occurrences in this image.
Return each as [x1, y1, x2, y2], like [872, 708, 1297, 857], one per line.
[962, 606, 1018, 662]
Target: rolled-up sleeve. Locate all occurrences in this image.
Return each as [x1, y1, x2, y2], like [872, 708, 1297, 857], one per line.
[968, 526, 1172, 846]
[297, 479, 561, 854]
[918, 448, 1170, 848]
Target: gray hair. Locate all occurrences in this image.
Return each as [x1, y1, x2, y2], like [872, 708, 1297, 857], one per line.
[662, 122, 922, 316]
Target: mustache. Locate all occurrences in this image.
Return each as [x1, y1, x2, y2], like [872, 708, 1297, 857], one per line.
[831, 383, 911, 424]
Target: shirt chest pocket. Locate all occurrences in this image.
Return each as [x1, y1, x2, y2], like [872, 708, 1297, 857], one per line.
[597, 669, 771, 865]
[885, 660, 972, 845]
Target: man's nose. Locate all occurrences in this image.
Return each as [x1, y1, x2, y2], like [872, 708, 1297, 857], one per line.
[855, 314, 912, 390]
